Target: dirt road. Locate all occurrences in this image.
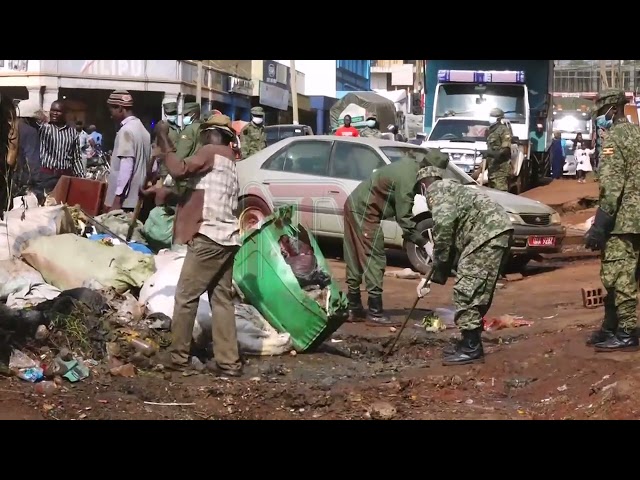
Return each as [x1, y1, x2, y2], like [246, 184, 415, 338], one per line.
[3, 250, 635, 421]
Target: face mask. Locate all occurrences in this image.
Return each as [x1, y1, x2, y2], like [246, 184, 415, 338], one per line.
[366, 120, 376, 128]
[252, 116, 263, 125]
[489, 116, 500, 125]
[166, 115, 177, 124]
[183, 115, 193, 126]
[596, 115, 613, 129]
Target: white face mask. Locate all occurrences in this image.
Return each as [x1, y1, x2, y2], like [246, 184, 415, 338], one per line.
[183, 115, 193, 126]
[252, 116, 263, 125]
[488, 116, 499, 125]
[366, 120, 376, 128]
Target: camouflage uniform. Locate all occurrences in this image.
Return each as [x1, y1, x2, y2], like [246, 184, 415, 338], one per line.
[360, 114, 383, 138]
[175, 102, 203, 160]
[485, 108, 512, 192]
[157, 102, 181, 179]
[584, 88, 640, 352]
[240, 106, 267, 159]
[421, 169, 513, 365]
[344, 150, 449, 326]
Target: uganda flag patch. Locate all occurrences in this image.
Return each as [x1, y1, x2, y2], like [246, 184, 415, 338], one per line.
[602, 147, 614, 156]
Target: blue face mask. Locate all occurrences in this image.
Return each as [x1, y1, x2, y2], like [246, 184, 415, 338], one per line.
[596, 114, 613, 129]
[183, 115, 193, 126]
[166, 115, 177, 124]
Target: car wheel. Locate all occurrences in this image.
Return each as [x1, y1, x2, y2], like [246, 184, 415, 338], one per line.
[404, 217, 434, 274]
[238, 196, 272, 234]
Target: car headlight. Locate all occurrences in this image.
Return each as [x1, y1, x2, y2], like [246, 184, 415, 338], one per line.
[550, 211, 561, 225]
[507, 213, 522, 224]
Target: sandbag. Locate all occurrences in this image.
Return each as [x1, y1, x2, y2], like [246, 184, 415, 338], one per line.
[0, 260, 47, 300]
[0, 205, 76, 261]
[21, 234, 156, 293]
[6, 282, 61, 309]
[142, 206, 174, 251]
[94, 209, 146, 244]
[139, 250, 292, 356]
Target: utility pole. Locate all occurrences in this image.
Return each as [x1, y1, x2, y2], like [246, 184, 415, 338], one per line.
[290, 60, 299, 124]
[196, 60, 203, 105]
[599, 59, 609, 90]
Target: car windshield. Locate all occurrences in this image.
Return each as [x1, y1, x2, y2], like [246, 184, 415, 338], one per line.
[380, 146, 477, 185]
[552, 112, 591, 135]
[436, 84, 526, 123]
[428, 119, 490, 142]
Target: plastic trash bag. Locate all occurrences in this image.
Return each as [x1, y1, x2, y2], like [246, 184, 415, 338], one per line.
[142, 206, 175, 251]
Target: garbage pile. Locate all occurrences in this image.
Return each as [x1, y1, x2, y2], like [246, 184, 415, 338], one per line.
[0, 196, 348, 389]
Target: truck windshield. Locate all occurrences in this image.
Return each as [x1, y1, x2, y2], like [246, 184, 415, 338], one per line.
[428, 119, 490, 142]
[436, 84, 526, 123]
[380, 146, 477, 185]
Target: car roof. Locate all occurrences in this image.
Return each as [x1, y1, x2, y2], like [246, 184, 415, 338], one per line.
[279, 135, 418, 148]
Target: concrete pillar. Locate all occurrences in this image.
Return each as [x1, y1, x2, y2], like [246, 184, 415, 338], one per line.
[316, 109, 325, 135]
[201, 99, 212, 119]
[15, 87, 42, 117]
[42, 88, 60, 112]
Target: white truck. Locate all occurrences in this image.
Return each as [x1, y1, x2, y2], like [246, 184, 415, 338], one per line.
[421, 115, 521, 185]
[425, 69, 533, 193]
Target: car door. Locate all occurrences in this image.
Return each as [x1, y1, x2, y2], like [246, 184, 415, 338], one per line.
[259, 139, 335, 232]
[319, 141, 399, 241]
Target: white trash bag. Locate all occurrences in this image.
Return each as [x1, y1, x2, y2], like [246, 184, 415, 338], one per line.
[139, 250, 292, 356]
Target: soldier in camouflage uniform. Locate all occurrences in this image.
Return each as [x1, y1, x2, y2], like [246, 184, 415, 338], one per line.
[360, 114, 383, 138]
[584, 88, 640, 352]
[240, 106, 267, 159]
[484, 108, 512, 192]
[417, 166, 514, 365]
[156, 102, 181, 180]
[175, 102, 203, 160]
[343, 149, 449, 326]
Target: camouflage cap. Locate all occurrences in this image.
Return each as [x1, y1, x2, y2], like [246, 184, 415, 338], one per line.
[183, 102, 201, 115]
[251, 106, 265, 116]
[489, 107, 505, 118]
[593, 88, 628, 114]
[421, 148, 449, 169]
[416, 166, 445, 182]
[201, 113, 235, 137]
[163, 102, 178, 115]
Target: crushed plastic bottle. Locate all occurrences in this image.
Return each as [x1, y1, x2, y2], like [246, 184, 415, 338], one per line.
[35, 381, 58, 396]
[9, 349, 38, 369]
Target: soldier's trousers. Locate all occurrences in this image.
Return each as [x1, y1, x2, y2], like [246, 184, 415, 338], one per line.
[488, 159, 510, 192]
[600, 234, 640, 332]
[453, 231, 512, 331]
[343, 206, 386, 297]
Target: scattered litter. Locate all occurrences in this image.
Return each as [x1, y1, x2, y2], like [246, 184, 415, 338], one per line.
[9, 349, 38, 369]
[143, 402, 196, 406]
[18, 367, 44, 382]
[61, 359, 90, 383]
[590, 374, 612, 395]
[484, 314, 533, 331]
[366, 401, 397, 420]
[557, 384, 568, 392]
[385, 268, 420, 280]
[110, 363, 136, 378]
[543, 314, 558, 319]
[35, 381, 58, 396]
[420, 308, 456, 332]
[330, 339, 343, 343]
[464, 399, 474, 405]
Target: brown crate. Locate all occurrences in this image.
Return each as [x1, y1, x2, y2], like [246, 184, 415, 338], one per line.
[581, 287, 605, 309]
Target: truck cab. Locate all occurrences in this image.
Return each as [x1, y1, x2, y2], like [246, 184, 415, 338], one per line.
[431, 69, 531, 193]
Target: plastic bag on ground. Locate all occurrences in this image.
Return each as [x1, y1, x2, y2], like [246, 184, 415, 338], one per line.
[94, 209, 146, 245]
[138, 250, 292, 356]
[142, 206, 175, 251]
[0, 205, 76, 261]
[0, 260, 46, 300]
[21, 234, 156, 293]
[6, 282, 61, 309]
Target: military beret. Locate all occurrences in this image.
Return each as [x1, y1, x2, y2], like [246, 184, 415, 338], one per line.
[489, 107, 505, 118]
[163, 102, 178, 115]
[250, 106, 265, 116]
[421, 148, 449, 169]
[593, 88, 628, 114]
[201, 113, 235, 137]
[183, 102, 201, 115]
[416, 166, 446, 182]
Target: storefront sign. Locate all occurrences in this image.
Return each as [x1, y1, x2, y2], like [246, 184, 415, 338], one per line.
[229, 76, 253, 96]
[263, 60, 289, 89]
[259, 81, 289, 111]
[0, 60, 29, 72]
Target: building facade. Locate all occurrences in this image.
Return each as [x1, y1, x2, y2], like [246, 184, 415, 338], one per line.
[554, 60, 640, 93]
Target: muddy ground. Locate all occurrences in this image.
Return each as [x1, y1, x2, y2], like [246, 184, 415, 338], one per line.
[2, 179, 637, 421]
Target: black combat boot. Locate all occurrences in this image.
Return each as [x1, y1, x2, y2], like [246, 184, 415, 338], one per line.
[442, 328, 485, 366]
[594, 327, 640, 352]
[586, 327, 615, 346]
[366, 296, 400, 327]
[347, 291, 366, 322]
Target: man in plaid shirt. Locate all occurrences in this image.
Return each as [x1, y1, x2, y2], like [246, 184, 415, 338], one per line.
[151, 113, 243, 377]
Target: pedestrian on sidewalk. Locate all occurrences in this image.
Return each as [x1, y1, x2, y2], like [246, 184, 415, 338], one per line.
[151, 113, 243, 377]
[574, 142, 593, 183]
[549, 131, 565, 180]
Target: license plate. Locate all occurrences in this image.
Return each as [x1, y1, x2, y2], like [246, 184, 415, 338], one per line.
[528, 236, 555, 247]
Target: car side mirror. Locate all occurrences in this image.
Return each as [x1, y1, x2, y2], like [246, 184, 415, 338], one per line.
[511, 136, 520, 144]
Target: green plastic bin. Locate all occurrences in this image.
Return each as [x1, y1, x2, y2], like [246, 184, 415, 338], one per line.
[233, 205, 348, 352]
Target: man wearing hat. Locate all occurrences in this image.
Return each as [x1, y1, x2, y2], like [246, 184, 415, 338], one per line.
[104, 90, 151, 212]
[240, 106, 267, 159]
[484, 107, 512, 191]
[175, 102, 203, 160]
[151, 113, 243, 377]
[360, 114, 383, 138]
[416, 165, 513, 365]
[343, 149, 449, 327]
[584, 88, 640, 352]
[163, 102, 181, 145]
